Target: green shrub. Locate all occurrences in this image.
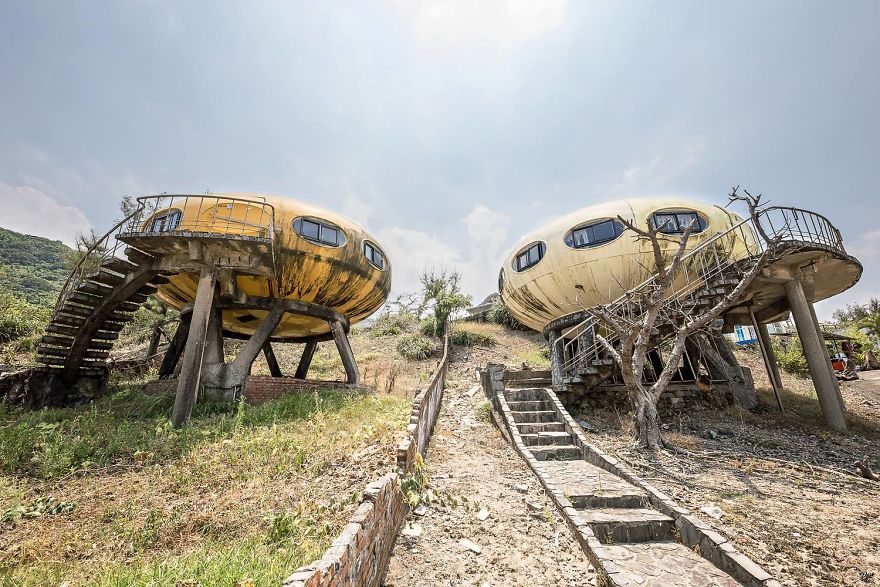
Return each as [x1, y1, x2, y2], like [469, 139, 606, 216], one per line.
[486, 299, 528, 330]
[420, 318, 443, 337]
[772, 336, 809, 377]
[370, 313, 416, 337]
[451, 329, 496, 347]
[396, 335, 438, 360]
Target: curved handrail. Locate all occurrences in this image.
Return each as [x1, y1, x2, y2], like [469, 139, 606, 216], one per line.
[51, 205, 146, 321]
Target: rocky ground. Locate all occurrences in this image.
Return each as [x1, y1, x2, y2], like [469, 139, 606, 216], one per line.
[574, 351, 880, 587]
[384, 349, 595, 587]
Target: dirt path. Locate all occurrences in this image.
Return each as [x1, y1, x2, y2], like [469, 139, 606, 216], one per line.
[384, 359, 595, 587]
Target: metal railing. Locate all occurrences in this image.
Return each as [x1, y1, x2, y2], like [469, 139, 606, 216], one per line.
[558, 206, 848, 376]
[51, 194, 276, 322]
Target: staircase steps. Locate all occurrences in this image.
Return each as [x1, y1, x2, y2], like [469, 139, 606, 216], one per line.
[520, 431, 573, 446]
[495, 384, 754, 586]
[516, 422, 566, 434]
[527, 444, 582, 461]
[511, 410, 558, 424]
[36, 256, 160, 372]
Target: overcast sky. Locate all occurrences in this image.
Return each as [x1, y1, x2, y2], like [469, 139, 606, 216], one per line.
[1, 1, 877, 318]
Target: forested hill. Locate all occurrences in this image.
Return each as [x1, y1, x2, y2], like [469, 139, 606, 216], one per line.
[0, 226, 72, 305]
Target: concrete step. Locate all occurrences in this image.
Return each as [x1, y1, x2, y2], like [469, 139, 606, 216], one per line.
[520, 431, 573, 446]
[504, 388, 548, 401]
[527, 444, 582, 461]
[596, 542, 742, 586]
[540, 460, 649, 509]
[579, 508, 675, 543]
[516, 422, 566, 434]
[103, 257, 139, 274]
[506, 399, 553, 412]
[511, 410, 559, 424]
[503, 369, 552, 381]
[506, 378, 553, 388]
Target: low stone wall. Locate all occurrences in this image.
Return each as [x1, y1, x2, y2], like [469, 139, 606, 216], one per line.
[142, 376, 354, 403]
[283, 333, 450, 587]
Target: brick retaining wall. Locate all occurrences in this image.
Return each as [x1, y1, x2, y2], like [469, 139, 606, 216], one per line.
[283, 332, 450, 587]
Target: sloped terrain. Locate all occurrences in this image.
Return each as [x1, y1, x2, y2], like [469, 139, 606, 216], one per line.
[573, 348, 880, 586]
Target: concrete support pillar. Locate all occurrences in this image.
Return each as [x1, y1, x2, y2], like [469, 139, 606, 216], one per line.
[295, 340, 318, 380]
[203, 288, 224, 366]
[548, 330, 564, 388]
[330, 320, 360, 385]
[576, 326, 594, 372]
[158, 313, 191, 379]
[227, 306, 285, 376]
[172, 268, 217, 428]
[263, 343, 282, 377]
[807, 299, 847, 414]
[749, 308, 785, 412]
[784, 279, 847, 431]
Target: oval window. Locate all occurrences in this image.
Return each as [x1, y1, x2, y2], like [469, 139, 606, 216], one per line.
[564, 218, 624, 249]
[649, 210, 708, 235]
[363, 240, 387, 270]
[511, 241, 546, 272]
[293, 217, 346, 247]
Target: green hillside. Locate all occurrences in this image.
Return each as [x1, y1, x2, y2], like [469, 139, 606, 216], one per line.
[0, 226, 72, 305]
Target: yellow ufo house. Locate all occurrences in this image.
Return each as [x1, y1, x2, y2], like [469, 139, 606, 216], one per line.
[35, 192, 391, 424]
[498, 196, 862, 430]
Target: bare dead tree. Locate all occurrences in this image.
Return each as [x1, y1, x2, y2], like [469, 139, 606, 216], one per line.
[587, 187, 780, 449]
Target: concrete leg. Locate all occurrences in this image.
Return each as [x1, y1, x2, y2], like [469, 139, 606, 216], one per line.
[784, 279, 847, 431]
[295, 340, 318, 379]
[172, 269, 217, 428]
[807, 299, 847, 414]
[227, 306, 285, 378]
[548, 330, 564, 388]
[158, 313, 191, 379]
[749, 308, 785, 412]
[263, 343, 282, 377]
[330, 320, 360, 385]
[203, 291, 224, 366]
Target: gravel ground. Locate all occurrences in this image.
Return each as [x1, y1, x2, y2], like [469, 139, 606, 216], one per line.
[384, 354, 595, 587]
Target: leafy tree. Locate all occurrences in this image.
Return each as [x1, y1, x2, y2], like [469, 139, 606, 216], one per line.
[832, 298, 880, 324]
[419, 269, 472, 337]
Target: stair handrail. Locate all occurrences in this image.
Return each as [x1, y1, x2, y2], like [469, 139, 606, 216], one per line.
[559, 205, 847, 373]
[51, 203, 148, 321]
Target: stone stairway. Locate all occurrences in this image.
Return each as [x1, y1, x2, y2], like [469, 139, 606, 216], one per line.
[486, 375, 778, 587]
[36, 255, 166, 378]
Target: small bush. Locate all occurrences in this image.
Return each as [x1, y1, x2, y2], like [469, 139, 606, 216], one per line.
[486, 299, 528, 330]
[451, 328, 496, 347]
[420, 319, 443, 337]
[773, 336, 809, 377]
[370, 313, 416, 337]
[396, 335, 438, 360]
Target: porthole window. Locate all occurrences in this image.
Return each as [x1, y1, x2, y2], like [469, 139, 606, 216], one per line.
[512, 242, 546, 272]
[149, 209, 182, 232]
[564, 218, 624, 249]
[363, 240, 386, 270]
[293, 217, 346, 247]
[649, 210, 708, 235]
[498, 269, 505, 293]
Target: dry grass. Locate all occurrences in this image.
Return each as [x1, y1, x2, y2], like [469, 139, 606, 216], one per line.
[0, 386, 409, 586]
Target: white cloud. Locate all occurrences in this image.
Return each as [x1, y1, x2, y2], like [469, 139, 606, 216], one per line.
[378, 204, 511, 301]
[611, 141, 705, 196]
[0, 183, 91, 246]
[387, 0, 567, 50]
[341, 193, 373, 228]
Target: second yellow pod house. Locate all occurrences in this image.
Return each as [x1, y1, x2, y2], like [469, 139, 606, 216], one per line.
[499, 198, 756, 332]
